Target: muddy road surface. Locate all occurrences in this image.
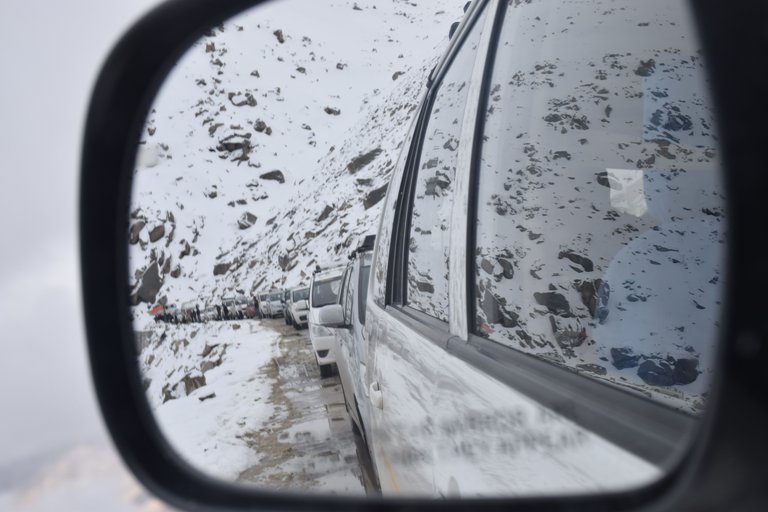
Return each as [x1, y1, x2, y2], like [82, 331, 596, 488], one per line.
[237, 319, 378, 495]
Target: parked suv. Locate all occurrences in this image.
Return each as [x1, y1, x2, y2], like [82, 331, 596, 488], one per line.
[286, 286, 310, 329]
[316, 235, 375, 443]
[360, 0, 725, 497]
[308, 262, 346, 377]
[257, 290, 284, 319]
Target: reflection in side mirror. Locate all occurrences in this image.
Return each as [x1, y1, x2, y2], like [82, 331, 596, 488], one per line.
[317, 304, 345, 328]
[126, 0, 725, 500]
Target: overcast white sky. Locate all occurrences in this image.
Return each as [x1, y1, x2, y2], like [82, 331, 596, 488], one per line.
[0, 0, 171, 509]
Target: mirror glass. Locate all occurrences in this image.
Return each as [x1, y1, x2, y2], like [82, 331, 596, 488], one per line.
[129, 0, 726, 497]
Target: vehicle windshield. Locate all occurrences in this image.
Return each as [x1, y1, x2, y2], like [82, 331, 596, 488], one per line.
[311, 277, 342, 308]
[268, 292, 282, 301]
[292, 288, 310, 301]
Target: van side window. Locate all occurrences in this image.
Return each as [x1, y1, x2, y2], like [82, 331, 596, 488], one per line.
[472, 0, 725, 413]
[406, 10, 486, 322]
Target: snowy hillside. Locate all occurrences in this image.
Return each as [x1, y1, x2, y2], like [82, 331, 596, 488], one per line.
[128, 0, 465, 326]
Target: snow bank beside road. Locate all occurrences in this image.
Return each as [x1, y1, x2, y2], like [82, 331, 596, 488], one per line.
[138, 321, 279, 480]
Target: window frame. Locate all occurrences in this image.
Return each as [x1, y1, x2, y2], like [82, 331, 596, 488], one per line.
[388, 0, 493, 323]
[385, 0, 703, 467]
[357, 258, 371, 326]
[339, 265, 353, 325]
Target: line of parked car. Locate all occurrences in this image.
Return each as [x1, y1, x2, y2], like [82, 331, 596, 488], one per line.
[254, 255, 354, 378]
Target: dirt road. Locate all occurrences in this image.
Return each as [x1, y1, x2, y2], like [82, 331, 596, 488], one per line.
[237, 319, 376, 495]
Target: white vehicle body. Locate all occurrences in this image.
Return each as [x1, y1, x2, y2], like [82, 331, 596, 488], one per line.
[202, 305, 217, 322]
[288, 287, 310, 329]
[308, 265, 345, 376]
[331, 248, 373, 442]
[360, 0, 723, 497]
[260, 291, 284, 318]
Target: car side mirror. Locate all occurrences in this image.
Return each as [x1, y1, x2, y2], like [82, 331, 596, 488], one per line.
[316, 303, 347, 328]
[77, 0, 768, 509]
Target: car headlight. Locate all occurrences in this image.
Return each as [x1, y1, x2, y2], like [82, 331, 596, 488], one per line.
[310, 324, 332, 337]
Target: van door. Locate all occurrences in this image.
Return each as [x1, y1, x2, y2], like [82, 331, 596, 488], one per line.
[365, 1, 494, 495]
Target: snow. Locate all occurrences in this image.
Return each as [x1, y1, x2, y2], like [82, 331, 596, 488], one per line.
[128, 0, 466, 329]
[139, 321, 279, 480]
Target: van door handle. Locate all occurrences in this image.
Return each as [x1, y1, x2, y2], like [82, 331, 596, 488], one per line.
[369, 381, 383, 409]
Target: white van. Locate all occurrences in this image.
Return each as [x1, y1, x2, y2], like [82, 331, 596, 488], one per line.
[316, 235, 375, 443]
[356, 0, 724, 497]
[286, 286, 310, 329]
[308, 262, 346, 377]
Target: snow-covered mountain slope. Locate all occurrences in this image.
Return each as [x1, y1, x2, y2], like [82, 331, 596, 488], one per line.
[137, 322, 279, 480]
[128, 0, 465, 327]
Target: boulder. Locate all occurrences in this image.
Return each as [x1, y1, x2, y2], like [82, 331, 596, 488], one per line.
[260, 170, 285, 184]
[213, 262, 231, 276]
[533, 292, 571, 316]
[558, 250, 594, 272]
[497, 258, 514, 279]
[201, 359, 222, 374]
[674, 358, 699, 384]
[148, 224, 165, 243]
[182, 374, 206, 395]
[363, 183, 388, 209]
[346, 147, 382, 174]
[610, 347, 639, 369]
[162, 384, 175, 403]
[179, 240, 191, 259]
[238, 212, 257, 229]
[317, 205, 334, 222]
[637, 360, 675, 386]
[135, 263, 162, 304]
[129, 221, 145, 245]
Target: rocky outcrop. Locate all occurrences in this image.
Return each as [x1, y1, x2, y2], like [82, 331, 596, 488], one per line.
[129, 221, 146, 245]
[213, 262, 231, 276]
[238, 212, 258, 229]
[363, 183, 388, 209]
[134, 263, 162, 304]
[260, 170, 285, 184]
[148, 224, 165, 243]
[346, 147, 382, 174]
[182, 374, 207, 395]
[534, 292, 571, 317]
